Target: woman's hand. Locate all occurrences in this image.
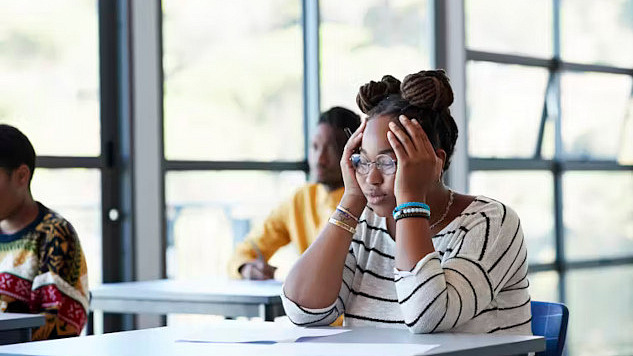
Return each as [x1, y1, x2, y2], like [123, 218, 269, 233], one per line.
[387, 115, 443, 204]
[340, 118, 368, 205]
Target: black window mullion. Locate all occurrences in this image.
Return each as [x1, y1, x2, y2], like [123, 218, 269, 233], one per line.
[551, 0, 567, 304]
[164, 160, 308, 172]
[98, 0, 135, 332]
[36, 156, 103, 169]
[534, 73, 555, 159]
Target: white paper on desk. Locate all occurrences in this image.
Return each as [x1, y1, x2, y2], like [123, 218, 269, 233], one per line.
[176, 325, 350, 343]
[177, 342, 439, 356]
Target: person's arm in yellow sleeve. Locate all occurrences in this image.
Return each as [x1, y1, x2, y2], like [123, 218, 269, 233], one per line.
[227, 196, 295, 279]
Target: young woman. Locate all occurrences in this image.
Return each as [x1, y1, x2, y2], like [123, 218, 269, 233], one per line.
[282, 70, 531, 334]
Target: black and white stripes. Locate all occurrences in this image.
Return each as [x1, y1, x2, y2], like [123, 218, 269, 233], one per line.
[281, 196, 531, 335]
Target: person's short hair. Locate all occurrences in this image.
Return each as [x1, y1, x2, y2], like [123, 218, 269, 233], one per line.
[0, 124, 36, 182]
[318, 106, 361, 133]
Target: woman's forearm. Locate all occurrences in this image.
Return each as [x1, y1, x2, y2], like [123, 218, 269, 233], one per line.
[394, 217, 435, 271]
[284, 195, 365, 308]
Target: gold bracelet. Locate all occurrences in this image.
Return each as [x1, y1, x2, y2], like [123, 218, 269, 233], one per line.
[328, 217, 356, 234]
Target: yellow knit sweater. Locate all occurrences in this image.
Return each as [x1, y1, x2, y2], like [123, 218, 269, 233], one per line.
[228, 183, 344, 279]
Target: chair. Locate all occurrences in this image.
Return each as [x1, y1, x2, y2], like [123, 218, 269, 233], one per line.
[531, 301, 569, 356]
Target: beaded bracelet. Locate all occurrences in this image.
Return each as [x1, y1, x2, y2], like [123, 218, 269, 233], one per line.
[393, 204, 430, 220]
[394, 207, 430, 217]
[394, 211, 431, 222]
[328, 217, 356, 234]
[336, 205, 359, 222]
[393, 202, 430, 215]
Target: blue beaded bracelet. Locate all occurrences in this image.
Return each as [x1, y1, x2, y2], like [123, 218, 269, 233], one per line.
[393, 203, 430, 219]
[393, 202, 430, 216]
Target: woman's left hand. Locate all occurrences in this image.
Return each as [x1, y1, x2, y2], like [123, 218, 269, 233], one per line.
[387, 115, 443, 204]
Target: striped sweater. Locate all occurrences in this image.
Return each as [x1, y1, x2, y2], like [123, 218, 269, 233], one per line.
[282, 196, 532, 334]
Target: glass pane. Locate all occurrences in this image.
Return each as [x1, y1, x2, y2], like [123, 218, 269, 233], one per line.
[467, 62, 549, 158]
[465, 0, 552, 57]
[469, 171, 555, 264]
[30, 169, 102, 286]
[162, 0, 304, 161]
[165, 171, 306, 280]
[563, 171, 633, 261]
[562, 0, 633, 67]
[0, 1, 100, 156]
[621, 102, 633, 164]
[528, 271, 559, 303]
[567, 266, 633, 356]
[561, 72, 632, 160]
[320, 0, 430, 112]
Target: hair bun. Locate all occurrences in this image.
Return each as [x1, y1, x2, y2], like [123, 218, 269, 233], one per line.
[401, 70, 453, 111]
[356, 75, 401, 114]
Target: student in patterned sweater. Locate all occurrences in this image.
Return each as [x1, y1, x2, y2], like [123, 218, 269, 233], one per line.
[282, 70, 532, 334]
[0, 124, 89, 340]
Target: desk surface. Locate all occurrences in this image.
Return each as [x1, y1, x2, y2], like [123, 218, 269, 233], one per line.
[89, 279, 286, 320]
[0, 320, 545, 356]
[91, 278, 284, 304]
[0, 313, 45, 332]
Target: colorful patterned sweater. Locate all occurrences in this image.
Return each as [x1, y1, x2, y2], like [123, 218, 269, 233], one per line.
[0, 202, 89, 340]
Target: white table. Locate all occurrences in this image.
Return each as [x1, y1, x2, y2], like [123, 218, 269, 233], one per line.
[0, 313, 45, 345]
[0, 320, 545, 356]
[90, 279, 285, 321]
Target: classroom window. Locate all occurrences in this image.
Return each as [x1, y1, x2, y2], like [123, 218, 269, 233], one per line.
[563, 171, 633, 261]
[466, 0, 633, 354]
[566, 266, 633, 356]
[320, 0, 431, 112]
[466, 62, 550, 158]
[469, 171, 556, 265]
[0, 0, 100, 156]
[560, 0, 633, 67]
[165, 171, 305, 279]
[465, 0, 553, 58]
[162, 0, 304, 162]
[0, 1, 103, 288]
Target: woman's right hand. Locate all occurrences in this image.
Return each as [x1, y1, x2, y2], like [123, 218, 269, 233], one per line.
[340, 118, 367, 205]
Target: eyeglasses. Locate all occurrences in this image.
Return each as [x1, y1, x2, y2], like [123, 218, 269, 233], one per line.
[350, 154, 397, 175]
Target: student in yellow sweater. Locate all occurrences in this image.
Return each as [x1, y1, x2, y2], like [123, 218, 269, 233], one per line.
[228, 107, 361, 280]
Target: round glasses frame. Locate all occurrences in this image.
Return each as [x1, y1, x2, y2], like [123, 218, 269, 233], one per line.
[350, 153, 397, 175]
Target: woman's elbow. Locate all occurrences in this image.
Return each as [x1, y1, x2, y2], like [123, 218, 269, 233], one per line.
[405, 319, 445, 334]
[403, 295, 450, 334]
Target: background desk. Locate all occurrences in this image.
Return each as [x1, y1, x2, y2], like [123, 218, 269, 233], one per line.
[90, 279, 285, 321]
[0, 320, 545, 356]
[0, 313, 45, 345]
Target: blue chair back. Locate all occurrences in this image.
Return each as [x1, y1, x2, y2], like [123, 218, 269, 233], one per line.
[531, 301, 569, 356]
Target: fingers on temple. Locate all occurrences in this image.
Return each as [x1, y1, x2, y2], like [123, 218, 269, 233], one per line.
[387, 131, 406, 161]
[410, 118, 435, 156]
[389, 119, 414, 156]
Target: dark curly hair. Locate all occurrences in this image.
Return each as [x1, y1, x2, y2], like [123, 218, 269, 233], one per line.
[0, 124, 36, 183]
[355, 70, 458, 171]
